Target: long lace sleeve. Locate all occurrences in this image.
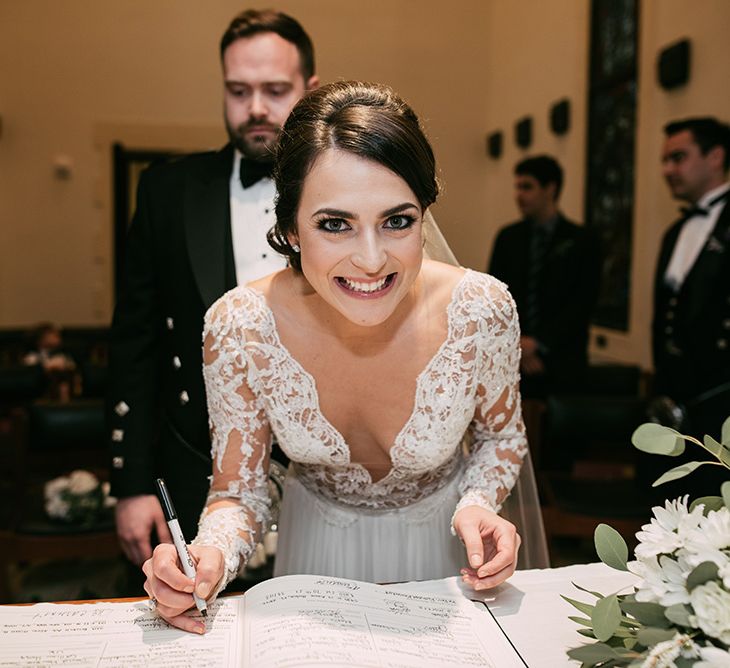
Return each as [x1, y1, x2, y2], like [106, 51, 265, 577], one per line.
[191, 291, 272, 595]
[454, 276, 527, 518]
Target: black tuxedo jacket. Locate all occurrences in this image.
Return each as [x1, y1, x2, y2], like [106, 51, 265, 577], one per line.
[652, 200, 730, 426]
[488, 214, 601, 375]
[107, 145, 239, 535]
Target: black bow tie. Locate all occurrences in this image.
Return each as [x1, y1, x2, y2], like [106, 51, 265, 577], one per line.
[239, 158, 274, 189]
[679, 189, 730, 219]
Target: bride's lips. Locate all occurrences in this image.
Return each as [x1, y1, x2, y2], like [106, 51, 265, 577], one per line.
[335, 273, 397, 299]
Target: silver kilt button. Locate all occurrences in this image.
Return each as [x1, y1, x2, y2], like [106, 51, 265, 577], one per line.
[111, 429, 124, 442]
[114, 401, 130, 417]
[179, 390, 189, 405]
[112, 456, 124, 469]
[166, 317, 174, 330]
[172, 356, 181, 369]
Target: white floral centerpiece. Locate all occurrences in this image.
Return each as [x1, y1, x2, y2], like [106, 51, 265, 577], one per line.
[565, 418, 730, 667]
[44, 470, 116, 526]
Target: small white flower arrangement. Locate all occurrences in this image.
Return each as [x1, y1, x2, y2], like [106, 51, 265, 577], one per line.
[44, 470, 116, 526]
[566, 418, 730, 667]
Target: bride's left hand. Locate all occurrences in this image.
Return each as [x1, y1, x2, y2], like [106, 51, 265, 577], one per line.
[453, 505, 521, 590]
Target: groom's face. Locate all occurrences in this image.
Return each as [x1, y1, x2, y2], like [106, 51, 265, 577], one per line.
[222, 32, 317, 161]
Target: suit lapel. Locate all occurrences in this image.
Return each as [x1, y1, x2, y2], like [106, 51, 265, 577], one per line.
[184, 145, 236, 309]
[681, 202, 730, 318]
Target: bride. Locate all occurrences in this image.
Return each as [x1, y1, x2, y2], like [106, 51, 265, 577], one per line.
[143, 81, 547, 633]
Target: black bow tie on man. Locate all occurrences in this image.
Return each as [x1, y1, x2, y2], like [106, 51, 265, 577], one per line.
[679, 189, 730, 219]
[239, 158, 274, 189]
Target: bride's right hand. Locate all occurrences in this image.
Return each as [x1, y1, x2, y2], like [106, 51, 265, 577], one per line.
[142, 543, 225, 634]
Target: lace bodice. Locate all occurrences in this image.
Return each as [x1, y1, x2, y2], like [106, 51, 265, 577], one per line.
[193, 269, 527, 590]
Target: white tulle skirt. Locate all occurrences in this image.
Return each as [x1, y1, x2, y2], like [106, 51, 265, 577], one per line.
[273, 469, 467, 583]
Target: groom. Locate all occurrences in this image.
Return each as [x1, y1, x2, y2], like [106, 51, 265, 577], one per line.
[107, 9, 318, 566]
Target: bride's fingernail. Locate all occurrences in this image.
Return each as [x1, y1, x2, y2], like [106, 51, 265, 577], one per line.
[470, 554, 481, 567]
[197, 582, 210, 598]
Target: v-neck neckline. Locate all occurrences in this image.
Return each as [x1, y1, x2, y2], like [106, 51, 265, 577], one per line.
[246, 270, 472, 484]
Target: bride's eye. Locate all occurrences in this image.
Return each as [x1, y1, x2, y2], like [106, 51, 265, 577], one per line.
[317, 218, 350, 233]
[384, 214, 416, 230]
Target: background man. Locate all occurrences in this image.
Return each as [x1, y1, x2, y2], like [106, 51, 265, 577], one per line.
[653, 117, 730, 440]
[489, 155, 601, 400]
[107, 9, 318, 566]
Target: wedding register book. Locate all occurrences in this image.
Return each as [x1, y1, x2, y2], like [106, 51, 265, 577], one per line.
[0, 574, 526, 667]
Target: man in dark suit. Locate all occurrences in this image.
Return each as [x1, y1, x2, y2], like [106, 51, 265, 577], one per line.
[489, 155, 601, 399]
[653, 117, 730, 440]
[107, 9, 318, 566]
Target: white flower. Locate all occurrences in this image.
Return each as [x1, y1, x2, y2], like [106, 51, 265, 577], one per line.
[639, 633, 699, 668]
[44, 476, 69, 500]
[45, 495, 70, 519]
[719, 562, 730, 590]
[629, 554, 691, 606]
[67, 470, 99, 495]
[635, 496, 704, 559]
[680, 508, 730, 569]
[696, 645, 730, 668]
[688, 581, 730, 644]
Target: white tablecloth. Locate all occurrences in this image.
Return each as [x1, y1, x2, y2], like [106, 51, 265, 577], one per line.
[392, 562, 638, 668]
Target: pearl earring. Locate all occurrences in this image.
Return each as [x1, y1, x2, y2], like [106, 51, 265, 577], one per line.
[291, 244, 301, 253]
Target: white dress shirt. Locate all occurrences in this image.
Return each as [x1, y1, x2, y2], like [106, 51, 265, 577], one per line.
[664, 182, 730, 291]
[229, 151, 288, 286]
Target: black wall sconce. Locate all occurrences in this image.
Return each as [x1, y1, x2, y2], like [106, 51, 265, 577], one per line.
[658, 38, 691, 90]
[550, 98, 571, 136]
[486, 130, 503, 159]
[515, 116, 532, 149]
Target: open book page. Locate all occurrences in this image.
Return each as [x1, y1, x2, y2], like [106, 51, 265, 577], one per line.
[0, 597, 244, 667]
[242, 575, 526, 667]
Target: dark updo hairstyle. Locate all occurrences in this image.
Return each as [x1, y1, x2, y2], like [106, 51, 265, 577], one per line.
[267, 81, 439, 271]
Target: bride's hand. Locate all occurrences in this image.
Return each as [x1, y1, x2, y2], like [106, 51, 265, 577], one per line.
[453, 505, 521, 590]
[142, 543, 225, 633]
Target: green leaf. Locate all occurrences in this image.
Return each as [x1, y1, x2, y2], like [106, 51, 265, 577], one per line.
[722, 481, 730, 509]
[623, 637, 637, 650]
[719, 446, 730, 468]
[561, 595, 596, 617]
[571, 581, 605, 599]
[577, 628, 596, 638]
[595, 524, 629, 571]
[704, 435, 724, 457]
[620, 601, 670, 628]
[592, 595, 622, 642]
[686, 561, 719, 592]
[567, 643, 620, 663]
[569, 615, 594, 627]
[722, 416, 730, 446]
[665, 603, 692, 627]
[636, 627, 677, 645]
[653, 461, 705, 486]
[690, 496, 725, 514]
[632, 423, 685, 456]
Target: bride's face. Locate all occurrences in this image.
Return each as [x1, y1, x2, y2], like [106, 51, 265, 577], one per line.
[292, 148, 424, 327]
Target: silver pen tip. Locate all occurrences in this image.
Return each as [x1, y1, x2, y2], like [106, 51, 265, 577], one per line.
[201, 610, 208, 618]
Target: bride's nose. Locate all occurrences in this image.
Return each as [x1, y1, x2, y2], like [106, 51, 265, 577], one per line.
[351, 230, 387, 273]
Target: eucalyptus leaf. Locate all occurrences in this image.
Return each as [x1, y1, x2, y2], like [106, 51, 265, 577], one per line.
[594, 524, 629, 571]
[567, 643, 620, 663]
[636, 627, 677, 645]
[719, 446, 730, 468]
[632, 423, 685, 456]
[591, 595, 622, 642]
[690, 496, 725, 514]
[572, 581, 604, 599]
[653, 461, 705, 486]
[686, 561, 719, 592]
[704, 435, 724, 457]
[620, 601, 670, 628]
[577, 628, 596, 638]
[722, 416, 730, 446]
[562, 595, 596, 617]
[569, 615, 594, 627]
[665, 603, 692, 627]
[623, 637, 637, 650]
[722, 481, 730, 509]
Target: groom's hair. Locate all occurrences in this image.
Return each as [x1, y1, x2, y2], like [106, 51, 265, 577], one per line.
[268, 81, 438, 271]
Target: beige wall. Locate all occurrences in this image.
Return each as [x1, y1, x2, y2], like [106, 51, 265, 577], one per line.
[1, 1, 729, 372]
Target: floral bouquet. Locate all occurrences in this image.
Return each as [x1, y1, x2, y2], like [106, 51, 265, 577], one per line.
[565, 418, 730, 667]
[44, 470, 116, 526]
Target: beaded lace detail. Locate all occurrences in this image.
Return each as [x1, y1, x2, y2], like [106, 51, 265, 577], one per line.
[195, 270, 526, 591]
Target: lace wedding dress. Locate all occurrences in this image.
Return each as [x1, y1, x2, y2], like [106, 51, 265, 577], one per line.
[193, 269, 538, 591]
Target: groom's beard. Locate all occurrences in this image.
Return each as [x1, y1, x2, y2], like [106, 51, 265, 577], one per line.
[225, 117, 281, 162]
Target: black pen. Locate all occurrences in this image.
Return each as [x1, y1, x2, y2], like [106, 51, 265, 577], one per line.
[156, 478, 208, 617]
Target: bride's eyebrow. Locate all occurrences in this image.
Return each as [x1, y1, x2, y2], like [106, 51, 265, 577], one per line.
[379, 202, 419, 217]
[312, 207, 355, 219]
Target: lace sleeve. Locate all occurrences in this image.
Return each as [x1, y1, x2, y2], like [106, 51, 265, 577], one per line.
[454, 277, 527, 519]
[191, 291, 272, 596]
